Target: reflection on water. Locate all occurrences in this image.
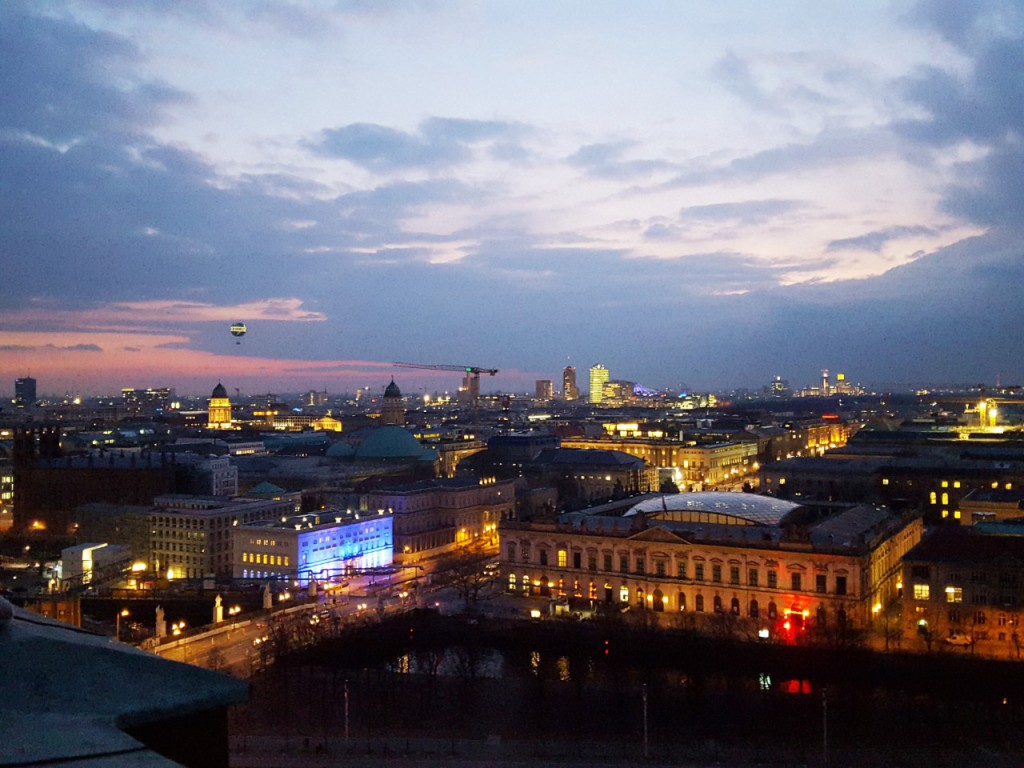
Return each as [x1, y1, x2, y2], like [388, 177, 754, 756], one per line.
[393, 648, 506, 678]
[557, 656, 571, 682]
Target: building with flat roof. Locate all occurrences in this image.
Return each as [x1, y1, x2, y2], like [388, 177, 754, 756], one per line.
[500, 491, 921, 638]
[150, 495, 292, 580]
[588, 364, 609, 405]
[359, 477, 515, 564]
[1, 595, 246, 767]
[902, 524, 1024, 655]
[563, 366, 578, 401]
[13, 376, 36, 408]
[233, 509, 393, 585]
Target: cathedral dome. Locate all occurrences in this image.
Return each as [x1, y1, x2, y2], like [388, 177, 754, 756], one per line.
[384, 379, 402, 398]
[355, 426, 429, 460]
[211, 382, 228, 399]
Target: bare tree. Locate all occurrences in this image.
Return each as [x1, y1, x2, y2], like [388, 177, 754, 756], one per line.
[431, 545, 495, 613]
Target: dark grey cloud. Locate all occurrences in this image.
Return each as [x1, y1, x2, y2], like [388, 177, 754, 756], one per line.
[0, 6, 188, 144]
[311, 118, 526, 170]
[895, 1, 1024, 230]
[827, 225, 938, 252]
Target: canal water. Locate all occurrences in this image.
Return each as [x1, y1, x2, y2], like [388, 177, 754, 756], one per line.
[242, 611, 1024, 764]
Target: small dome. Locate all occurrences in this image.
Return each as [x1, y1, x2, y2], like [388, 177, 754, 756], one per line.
[211, 382, 228, 398]
[384, 379, 402, 398]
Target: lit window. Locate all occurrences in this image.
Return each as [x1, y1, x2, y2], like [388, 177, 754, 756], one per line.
[929, 492, 937, 505]
[954, 481, 961, 489]
[946, 586, 963, 603]
[913, 584, 930, 601]
[882, 478, 889, 486]
[941, 481, 949, 488]
[941, 492, 949, 506]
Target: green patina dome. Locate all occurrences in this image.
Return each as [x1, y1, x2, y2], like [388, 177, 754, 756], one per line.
[355, 426, 428, 460]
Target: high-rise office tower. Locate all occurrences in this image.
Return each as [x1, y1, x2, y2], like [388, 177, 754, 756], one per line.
[14, 377, 36, 408]
[535, 380, 553, 402]
[562, 366, 578, 401]
[589, 364, 609, 404]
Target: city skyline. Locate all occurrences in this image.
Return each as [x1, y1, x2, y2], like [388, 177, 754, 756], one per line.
[3, 2, 1024, 396]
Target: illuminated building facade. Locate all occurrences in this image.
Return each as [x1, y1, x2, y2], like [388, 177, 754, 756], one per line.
[149, 494, 292, 580]
[60, 542, 132, 585]
[361, 478, 515, 564]
[207, 382, 233, 429]
[563, 366, 578, 401]
[902, 524, 1024, 655]
[762, 454, 1024, 523]
[121, 387, 175, 415]
[380, 379, 406, 426]
[767, 376, 789, 398]
[528, 447, 658, 505]
[562, 436, 759, 489]
[601, 379, 635, 406]
[0, 460, 12, 532]
[500, 492, 921, 636]
[303, 389, 330, 406]
[535, 380, 553, 402]
[588, 364, 609, 405]
[233, 510, 393, 585]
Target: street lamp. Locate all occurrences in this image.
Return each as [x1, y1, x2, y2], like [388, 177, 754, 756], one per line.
[115, 608, 130, 640]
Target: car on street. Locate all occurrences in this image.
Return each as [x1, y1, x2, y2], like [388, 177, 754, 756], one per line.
[944, 632, 973, 647]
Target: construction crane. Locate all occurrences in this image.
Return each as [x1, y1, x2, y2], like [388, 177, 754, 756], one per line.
[973, 384, 1023, 428]
[393, 362, 498, 418]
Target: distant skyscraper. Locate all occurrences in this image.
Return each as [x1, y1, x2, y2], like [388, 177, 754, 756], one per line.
[768, 376, 789, 398]
[535, 380, 553, 402]
[562, 366, 578, 401]
[588, 364, 609, 405]
[14, 377, 36, 408]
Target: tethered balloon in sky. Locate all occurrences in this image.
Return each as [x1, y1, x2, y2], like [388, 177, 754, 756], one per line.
[230, 322, 247, 345]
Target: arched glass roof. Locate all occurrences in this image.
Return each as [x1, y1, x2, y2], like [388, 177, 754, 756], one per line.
[625, 491, 801, 527]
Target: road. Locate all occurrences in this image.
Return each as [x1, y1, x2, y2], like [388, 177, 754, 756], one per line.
[153, 568, 504, 676]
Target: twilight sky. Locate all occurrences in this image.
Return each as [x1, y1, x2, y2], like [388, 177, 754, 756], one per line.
[3, 0, 1024, 398]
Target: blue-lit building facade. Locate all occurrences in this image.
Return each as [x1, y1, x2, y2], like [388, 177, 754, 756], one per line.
[232, 509, 393, 585]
